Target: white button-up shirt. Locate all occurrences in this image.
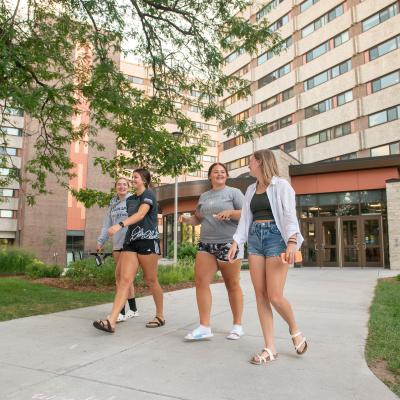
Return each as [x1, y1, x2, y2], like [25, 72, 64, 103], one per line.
[233, 176, 304, 249]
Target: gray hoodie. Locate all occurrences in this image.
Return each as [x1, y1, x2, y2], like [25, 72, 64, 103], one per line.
[97, 193, 132, 250]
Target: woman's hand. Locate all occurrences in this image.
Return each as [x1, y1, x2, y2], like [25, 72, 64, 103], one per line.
[108, 224, 121, 237]
[284, 242, 297, 264]
[214, 210, 232, 221]
[179, 214, 191, 224]
[227, 241, 238, 263]
[96, 243, 103, 253]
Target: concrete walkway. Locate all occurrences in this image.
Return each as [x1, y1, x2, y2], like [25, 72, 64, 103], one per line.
[0, 268, 398, 400]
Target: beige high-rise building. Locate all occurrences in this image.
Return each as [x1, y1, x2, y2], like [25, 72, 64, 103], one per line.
[220, 0, 400, 176]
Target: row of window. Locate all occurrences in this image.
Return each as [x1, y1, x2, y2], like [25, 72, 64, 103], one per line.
[270, 139, 296, 153]
[0, 168, 18, 176]
[300, 0, 319, 13]
[369, 34, 400, 61]
[233, 109, 250, 123]
[301, 3, 344, 38]
[269, 13, 290, 33]
[306, 121, 352, 147]
[305, 30, 349, 63]
[222, 135, 249, 151]
[124, 74, 145, 85]
[194, 121, 218, 132]
[323, 152, 357, 162]
[260, 87, 294, 112]
[0, 126, 22, 136]
[0, 147, 18, 156]
[225, 47, 245, 64]
[226, 156, 250, 172]
[362, 2, 398, 32]
[257, 36, 292, 66]
[256, 0, 285, 21]
[371, 69, 400, 93]
[368, 105, 400, 127]
[304, 90, 353, 119]
[304, 59, 351, 91]
[197, 154, 217, 163]
[1, 107, 24, 117]
[370, 141, 400, 157]
[187, 137, 217, 147]
[260, 114, 293, 135]
[187, 170, 209, 178]
[0, 189, 15, 197]
[258, 63, 291, 89]
[0, 210, 14, 218]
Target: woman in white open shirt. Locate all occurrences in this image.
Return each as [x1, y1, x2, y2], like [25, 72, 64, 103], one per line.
[228, 149, 308, 365]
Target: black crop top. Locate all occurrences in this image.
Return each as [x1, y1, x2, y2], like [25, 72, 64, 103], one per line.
[250, 192, 274, 221]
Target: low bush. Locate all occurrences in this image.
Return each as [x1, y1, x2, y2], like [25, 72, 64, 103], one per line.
[168, 241, 198, 259]
[65, 257, 116, 286]
[0, 247, 36, 275]
[157, 259, 195, 285]
[26, 260, 63, 278]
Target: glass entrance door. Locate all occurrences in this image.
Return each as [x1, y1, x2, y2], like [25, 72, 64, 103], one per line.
[317, 218, 338, 267]
[300, 219, 318, 266]
[361, 216, 383, 267]
[341, 217, 360, 267]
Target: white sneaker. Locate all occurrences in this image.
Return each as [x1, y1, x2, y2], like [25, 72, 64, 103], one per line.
[226, 327, 244, 340]
[124, 310, 140, 320]
[116, 313, 126, 323]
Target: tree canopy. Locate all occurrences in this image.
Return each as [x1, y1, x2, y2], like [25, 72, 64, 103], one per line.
[0, 0, 283, 206]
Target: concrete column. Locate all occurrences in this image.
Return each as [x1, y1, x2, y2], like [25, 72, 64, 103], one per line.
[386, 179, 400, 270]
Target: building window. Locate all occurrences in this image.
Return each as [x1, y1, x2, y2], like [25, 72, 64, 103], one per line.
[268, 13, 290, 32]
[306, 42, 329, 63]
[0, 147, 17, 156]
[368, 105, 400, 127]
[333, 30, 349, 47]
[337, 90, 353, 106]
[226, 155, 250, 171]
[260, 87, 294, 112]
[231, 64, 249, 78]
[271, 140, 297, 153]
[124, 74, 144, 85]
[189, 105, 201, 113]
[362, 2, 399, 32]
[0, 189, 14, 197]
[305, 90, 353, 118]
[257, 36, 292, 65]
[0, 210, 13, 218]
[304, 59, 351, 91]
[301, 3, 344, 38]
[3, 107, 24, 117]
[371, 70, 400, 93]
[371, 141, 400, 157]
[300, 0, 319, 13]
[261, 114, 293, 135]
[66, 231, 84, 264]
[198, 154, 217, 163]
[233, 109, 249, 123]
[225, 47, 245, 64]
[0, 126, 22, 136]
[194, 122, 217, 131]
[369, 35, 400, 61]
[256, 0, 285, 21]
[258, 63, 291, 89]
[306, 121, 353, 146]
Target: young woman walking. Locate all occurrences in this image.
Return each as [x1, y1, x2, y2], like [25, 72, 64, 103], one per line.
[96, 177, 139, 322]
[228, 149, 308, 364]
[93, 168, 164, 333]
[181, 162, 245, 341]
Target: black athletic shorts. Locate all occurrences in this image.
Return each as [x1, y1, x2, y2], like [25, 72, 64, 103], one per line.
[123, 239, 161, 255]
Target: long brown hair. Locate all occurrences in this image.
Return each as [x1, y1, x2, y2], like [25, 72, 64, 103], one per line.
[253, 149, 279, 184]
[133, 168, 151, 188]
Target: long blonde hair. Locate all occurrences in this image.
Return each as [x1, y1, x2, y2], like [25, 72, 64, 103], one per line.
[253, 149, 279, 184]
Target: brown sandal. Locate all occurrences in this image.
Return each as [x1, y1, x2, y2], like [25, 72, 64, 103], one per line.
[145, 316, 165, 328]
[93, 319, 115, 333]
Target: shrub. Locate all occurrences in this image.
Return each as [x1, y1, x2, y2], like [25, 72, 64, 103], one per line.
[0, 247, 36, 275]
[157, 259, 195, 285]
[396, 274, 400, 282]
[65, 257, 116, 286]
[26, 260, 63, 278]
[168, 241, 197, 260]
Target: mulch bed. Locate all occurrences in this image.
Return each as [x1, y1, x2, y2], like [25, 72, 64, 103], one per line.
[25, 276, 223, 296]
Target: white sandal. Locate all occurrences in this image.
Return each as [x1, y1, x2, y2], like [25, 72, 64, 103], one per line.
[291, 331, 308, 355]
[250, 348, 278, 365]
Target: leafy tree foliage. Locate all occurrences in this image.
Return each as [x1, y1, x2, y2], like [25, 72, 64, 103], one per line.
[0, 0, 282, 205]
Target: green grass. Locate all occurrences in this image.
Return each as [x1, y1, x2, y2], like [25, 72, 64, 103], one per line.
[366, 276, 400, 396]
[0, 278, 115, 322]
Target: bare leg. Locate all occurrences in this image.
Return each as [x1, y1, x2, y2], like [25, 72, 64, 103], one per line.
[218, 259, 243, 325]
[249, 255, 276, 354]
[265, 256, 305, 351]
[105, 252, 139, 328]
[139, 253, 163, 320]
[195, 252, 218, 327]
[114, 251, 135, 301]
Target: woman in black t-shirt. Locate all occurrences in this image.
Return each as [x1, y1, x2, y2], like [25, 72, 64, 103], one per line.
[93, 168, 164, 333]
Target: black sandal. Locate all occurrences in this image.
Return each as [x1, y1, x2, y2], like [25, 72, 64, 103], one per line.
[93, 319, 115, 333]
[145, 316, 165, 328]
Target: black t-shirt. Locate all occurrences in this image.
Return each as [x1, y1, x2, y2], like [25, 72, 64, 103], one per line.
[124, 188, 159, 244]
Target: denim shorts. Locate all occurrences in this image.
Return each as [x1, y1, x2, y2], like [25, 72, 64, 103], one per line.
[248, 221, 287, 258]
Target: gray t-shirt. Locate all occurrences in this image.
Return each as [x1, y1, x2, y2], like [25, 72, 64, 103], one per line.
[197, 186, 244, 243]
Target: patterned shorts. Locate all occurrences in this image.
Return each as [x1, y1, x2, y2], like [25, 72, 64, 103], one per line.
[198, 242, 240, 262]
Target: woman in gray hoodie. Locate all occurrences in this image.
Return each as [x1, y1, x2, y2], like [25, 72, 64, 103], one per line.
[96, 177, 139, 322]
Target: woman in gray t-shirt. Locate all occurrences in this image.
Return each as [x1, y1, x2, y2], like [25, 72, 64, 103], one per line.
[180, 162, 245, 341]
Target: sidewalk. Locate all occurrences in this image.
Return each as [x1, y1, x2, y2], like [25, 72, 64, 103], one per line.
[0, 268, 398, 400]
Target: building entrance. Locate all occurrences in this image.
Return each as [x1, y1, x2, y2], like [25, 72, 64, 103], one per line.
[301, 216, 384, 267]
